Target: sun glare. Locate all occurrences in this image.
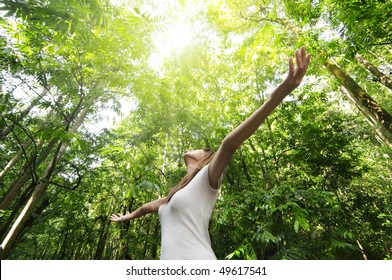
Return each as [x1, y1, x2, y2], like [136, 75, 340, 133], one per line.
[157, 22, 192, 55]
[148, 19, 193, 71]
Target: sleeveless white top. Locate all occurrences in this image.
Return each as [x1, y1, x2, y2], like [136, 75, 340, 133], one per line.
[158, 165, 220, 260]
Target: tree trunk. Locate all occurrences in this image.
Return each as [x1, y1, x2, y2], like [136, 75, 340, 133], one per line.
[142, 219, 152, 259]
[0, 106, 90, 259]
[340, 86, 392, 148]
[239, 150, 252, 184]
[356, 239, 368, 260]
[94, 216, 108, 260]
[0, 171, 31, 210]
[0, 182, 34, 240]
[0, 140, 32, 182]
[0, 181, 48, 259]
[0, 91, 71, 209]
[324, 59, 392, 145]
[150, 218, 160, 259]
[249, 138, 273, 189]
[355, 53, 392, 90]
[0, 139, 56, 210]
[57, 228, 70, 259]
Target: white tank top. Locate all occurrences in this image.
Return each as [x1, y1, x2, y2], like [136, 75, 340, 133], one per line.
[158, 165, 220, 260]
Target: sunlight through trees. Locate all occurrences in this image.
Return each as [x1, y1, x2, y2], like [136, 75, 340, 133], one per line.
[0, 0, 391, 260]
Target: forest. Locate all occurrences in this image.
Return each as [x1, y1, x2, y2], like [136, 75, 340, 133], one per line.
[0, 0, 391, 260]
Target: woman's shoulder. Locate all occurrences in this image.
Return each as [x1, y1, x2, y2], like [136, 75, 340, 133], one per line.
[204, 165, 221, 191]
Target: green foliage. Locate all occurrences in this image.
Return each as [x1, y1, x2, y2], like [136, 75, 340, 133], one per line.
[324, 0, 392, 53]
[1, 0, 391, 260]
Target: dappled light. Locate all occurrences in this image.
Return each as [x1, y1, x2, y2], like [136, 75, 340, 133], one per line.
[0, 0, 391, 262]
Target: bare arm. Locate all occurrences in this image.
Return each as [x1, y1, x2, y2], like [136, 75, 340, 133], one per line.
[110, 198, 166, 222]
[208, 47, 311, 188]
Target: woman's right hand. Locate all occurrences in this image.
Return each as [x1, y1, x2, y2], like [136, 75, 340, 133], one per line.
[110, 198, 164, 223]
[110, 212, 131, 222]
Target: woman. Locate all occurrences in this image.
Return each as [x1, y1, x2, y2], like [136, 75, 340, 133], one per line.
[111, 46, 311, 259]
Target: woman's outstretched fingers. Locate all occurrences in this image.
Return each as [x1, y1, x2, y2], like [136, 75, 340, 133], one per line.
[288, 57, 294, 77]
[110, 213, 121, 222]
[299, 47, 311, 73]
[282, 46, 311, 90]
[295, 49, 303, 69]
[301, 46, 307, 63]
[306, 51, 311, 67]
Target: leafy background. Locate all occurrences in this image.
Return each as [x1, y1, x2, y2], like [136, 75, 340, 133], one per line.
[0, 0, 391, 259]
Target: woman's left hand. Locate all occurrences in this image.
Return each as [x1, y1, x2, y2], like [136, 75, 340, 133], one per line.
[282, 46, 311, 91]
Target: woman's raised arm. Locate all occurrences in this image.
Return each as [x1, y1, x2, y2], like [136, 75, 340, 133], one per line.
[208, 47, 311, 188]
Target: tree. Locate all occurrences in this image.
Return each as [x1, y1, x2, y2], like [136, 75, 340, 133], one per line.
[324, 59, 392, 146]
[354, 54, 392, 91]
[0, 0, 153, 258]
[1, 0, 390, 260]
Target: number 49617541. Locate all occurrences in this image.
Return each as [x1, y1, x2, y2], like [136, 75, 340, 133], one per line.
[218, 266, 267, 276]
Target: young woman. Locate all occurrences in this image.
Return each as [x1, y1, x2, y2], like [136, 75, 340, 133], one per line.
[111, 46, 311, 259]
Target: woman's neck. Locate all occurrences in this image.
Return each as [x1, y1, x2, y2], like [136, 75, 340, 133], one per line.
[186, 161, 200, 174]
